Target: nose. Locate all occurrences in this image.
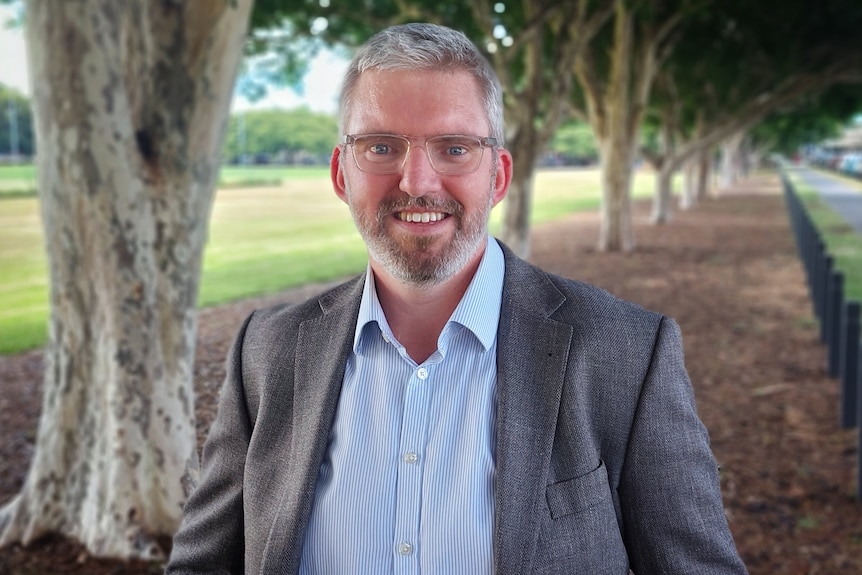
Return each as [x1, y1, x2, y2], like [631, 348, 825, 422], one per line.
[398, 143, 441, 197]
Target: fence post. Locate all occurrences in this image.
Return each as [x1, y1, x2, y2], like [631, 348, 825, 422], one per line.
[841, 302, 860, 428]
[858, 343, 862, 501]
[817, 254, 833, 341]
[827, 271, 844, 377]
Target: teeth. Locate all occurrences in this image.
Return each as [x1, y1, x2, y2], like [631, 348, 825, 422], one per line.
[399, 212, 445, 223]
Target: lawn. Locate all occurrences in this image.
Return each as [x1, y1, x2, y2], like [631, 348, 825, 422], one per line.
[0, 163, 38, 195]
[0, 165, 657, 355]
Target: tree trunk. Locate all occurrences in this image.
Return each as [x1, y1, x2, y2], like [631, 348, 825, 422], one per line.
[0, 0, 251, 560]
[651, 109, 675, 223]
[718, 132, 744, 193]
[696, 149, 712, 201]
[500, 127, 539, 258]
[596, 4, 638, 252]
[598, 137, 636, 251]
[651, 162, 674, 223]
[679, 158, 696, 210]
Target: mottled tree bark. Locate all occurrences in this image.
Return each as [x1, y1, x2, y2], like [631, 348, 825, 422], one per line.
[0, 0, 252, 560]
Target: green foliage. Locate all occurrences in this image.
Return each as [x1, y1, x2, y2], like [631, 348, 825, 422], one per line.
[222, 107, 338, 164]
[547, 121, 599, 164]
[651, 0, 862, 153]
[751, 86, 862, 153]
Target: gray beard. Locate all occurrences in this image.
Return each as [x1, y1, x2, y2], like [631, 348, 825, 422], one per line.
[348, 193, 492, 287]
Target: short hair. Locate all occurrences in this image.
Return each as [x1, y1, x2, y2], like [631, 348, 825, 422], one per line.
[338, 23, 505, 145]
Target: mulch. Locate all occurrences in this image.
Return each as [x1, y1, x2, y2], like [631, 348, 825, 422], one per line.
[1, 170, 860, 574]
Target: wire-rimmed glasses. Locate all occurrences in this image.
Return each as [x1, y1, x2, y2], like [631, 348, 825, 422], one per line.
[342, 133, 498, 175]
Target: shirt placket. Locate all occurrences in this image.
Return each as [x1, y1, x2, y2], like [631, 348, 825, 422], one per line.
[393, 363, 433, 575]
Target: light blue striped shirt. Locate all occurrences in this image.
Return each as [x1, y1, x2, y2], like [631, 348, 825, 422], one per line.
[298, 237, 504, 575]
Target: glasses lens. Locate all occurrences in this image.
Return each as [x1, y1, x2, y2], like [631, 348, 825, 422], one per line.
[351, 135, 408, 173]
[426, 136, 484, 174]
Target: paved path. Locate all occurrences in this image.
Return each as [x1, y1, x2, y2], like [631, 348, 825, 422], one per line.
[790, 165, 862, 236]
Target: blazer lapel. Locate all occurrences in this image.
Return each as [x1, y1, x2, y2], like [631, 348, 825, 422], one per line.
[494, 251, 573, 575]
[261, 276, 364, 574]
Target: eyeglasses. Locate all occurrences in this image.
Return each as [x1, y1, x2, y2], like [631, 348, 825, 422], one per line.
[342, 133, 498, 175]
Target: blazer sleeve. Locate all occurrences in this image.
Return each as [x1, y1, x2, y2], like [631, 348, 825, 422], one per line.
[165, 313, 254, 575]
[619, 316, 748, 574]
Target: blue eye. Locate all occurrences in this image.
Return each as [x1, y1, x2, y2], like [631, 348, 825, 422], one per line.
[368, 143, 392, 155]
[447, 145, 469, 156]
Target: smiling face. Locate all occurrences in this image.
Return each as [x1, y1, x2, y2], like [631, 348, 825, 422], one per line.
[332, 69, 512, 287]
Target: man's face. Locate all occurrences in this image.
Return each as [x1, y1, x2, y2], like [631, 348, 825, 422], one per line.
[332, 69, 511, 286]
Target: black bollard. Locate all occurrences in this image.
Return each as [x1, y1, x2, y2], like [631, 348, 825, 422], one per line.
[817, 254, 833, 341]
[841, 302, 860, 428]
[827, 271, 844, 377]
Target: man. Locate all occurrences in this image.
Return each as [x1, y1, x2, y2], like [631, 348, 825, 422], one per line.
[167, 23, 748, 575]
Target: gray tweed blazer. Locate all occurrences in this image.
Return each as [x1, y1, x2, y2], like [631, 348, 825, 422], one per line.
[166, 244, 748, 574]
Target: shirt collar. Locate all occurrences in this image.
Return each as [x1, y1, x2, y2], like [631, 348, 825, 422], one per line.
[353, 235, 505, 354]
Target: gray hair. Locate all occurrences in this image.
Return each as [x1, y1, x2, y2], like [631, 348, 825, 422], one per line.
[338, 23, 505, 145]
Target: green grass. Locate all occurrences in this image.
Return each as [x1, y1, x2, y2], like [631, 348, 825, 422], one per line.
[0, 164, 38, 196]
[217, 165, 330, 187]
[786, 171, 862, 304]
[0, 166, 656, 355]
[0, 164, 331, 197]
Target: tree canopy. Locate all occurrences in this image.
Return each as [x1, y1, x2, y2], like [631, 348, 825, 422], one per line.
[223, 107, 337, 164]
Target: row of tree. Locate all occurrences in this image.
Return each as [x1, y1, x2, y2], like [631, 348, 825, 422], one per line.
[1, 0, 860, 562]
[255, 0, 862, 254]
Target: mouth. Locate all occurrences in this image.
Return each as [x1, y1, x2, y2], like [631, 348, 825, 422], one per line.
[396, 211, 448, 223]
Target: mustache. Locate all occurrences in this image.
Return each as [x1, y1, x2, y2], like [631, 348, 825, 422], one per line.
[377, 196, 464, 219]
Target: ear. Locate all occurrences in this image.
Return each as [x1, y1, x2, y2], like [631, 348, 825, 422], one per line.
[331, 145, 349, 204]
[491, 147, 513, 208]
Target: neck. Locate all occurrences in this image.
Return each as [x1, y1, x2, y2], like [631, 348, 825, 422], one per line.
[371, 249, 484, 364]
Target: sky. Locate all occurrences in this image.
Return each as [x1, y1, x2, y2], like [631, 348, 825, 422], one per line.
[0, 5, 348, 115]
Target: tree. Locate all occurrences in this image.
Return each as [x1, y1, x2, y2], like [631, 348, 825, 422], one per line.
[223, 107, 338, 163]
[750, 85, 862, 156]
[546, 119, 599, 165]
[570, 0, 695, 251]
[0, 84, 35, 157]
[643, 0, 862, 218]
[0, 0, 253, 560]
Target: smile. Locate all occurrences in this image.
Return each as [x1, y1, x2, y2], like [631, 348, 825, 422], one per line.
[397, 211, 447, 223]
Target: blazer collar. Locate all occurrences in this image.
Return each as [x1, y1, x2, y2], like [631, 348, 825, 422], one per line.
[261, 274, 365, 574]
[494, 245, 573, 575]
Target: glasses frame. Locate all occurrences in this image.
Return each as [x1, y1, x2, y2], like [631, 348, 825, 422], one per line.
[342, 133, 498, 175]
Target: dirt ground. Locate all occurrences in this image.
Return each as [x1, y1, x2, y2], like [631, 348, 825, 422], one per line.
[1, 171, 860, 574]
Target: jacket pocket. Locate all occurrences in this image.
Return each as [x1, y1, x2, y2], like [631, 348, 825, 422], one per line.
[546, 460, 612, 519]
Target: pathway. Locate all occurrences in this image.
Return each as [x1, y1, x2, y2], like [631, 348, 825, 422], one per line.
[789, 165, 862, 236]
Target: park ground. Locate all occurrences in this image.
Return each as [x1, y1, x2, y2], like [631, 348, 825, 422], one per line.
[1, 171, 860, 574]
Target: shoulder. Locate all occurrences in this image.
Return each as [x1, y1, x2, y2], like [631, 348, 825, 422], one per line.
[238, 274, 365, 349]
[499, 243, 665, 335]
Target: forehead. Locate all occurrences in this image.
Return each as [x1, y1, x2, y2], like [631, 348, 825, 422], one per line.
[345, 69, 489, 136]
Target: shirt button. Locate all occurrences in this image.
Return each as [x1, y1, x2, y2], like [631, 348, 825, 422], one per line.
[403, 451, 418, 464]
[416, 367, 428, 379]
[398, 542, 413, 555]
